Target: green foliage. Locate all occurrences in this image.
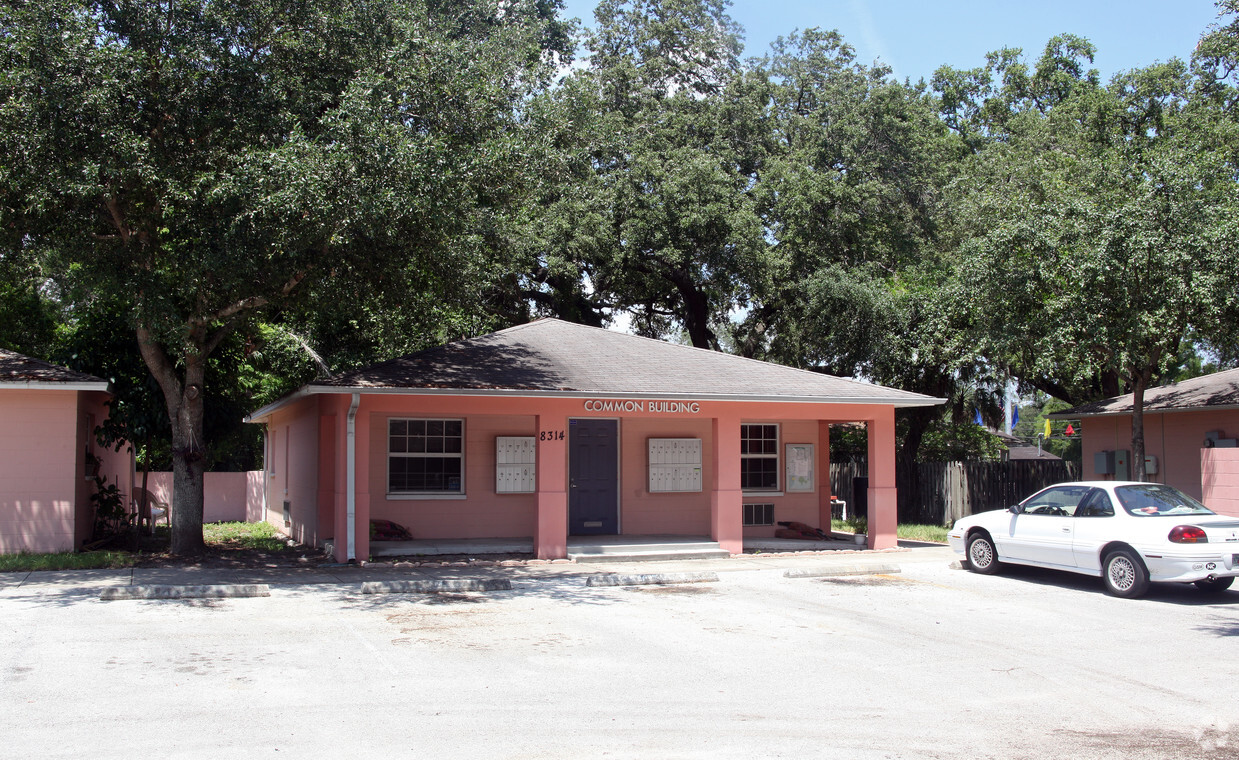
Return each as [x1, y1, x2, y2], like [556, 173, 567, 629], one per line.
[89, 475, 131, 539]
[1011, 396, 1082, 463]
[540, 0, 769, 348]
[0, 255, 58, 356]
[913, 418, 1006, 462]
[3, 0, 1237, 523]
[944, 24, 1239, 474]
[202, 520, 294, 553]
[0, 551, 137, 573]
[828, 518, 949, 544]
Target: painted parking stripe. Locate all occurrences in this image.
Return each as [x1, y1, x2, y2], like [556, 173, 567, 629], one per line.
[585, 572, 719, 587]
[360, 578, 512, 594]
[784, 564, 901, 578]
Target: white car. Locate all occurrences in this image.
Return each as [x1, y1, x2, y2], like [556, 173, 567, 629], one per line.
[948, 481, 1239, 598]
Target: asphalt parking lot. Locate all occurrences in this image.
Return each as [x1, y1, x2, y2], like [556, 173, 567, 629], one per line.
[2, 547, 1237, 759]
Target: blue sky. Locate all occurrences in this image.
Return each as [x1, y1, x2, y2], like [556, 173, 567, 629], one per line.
[560, 0, 1225, 83]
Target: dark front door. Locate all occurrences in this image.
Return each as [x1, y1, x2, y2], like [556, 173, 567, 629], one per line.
[569, 418, 619, 535]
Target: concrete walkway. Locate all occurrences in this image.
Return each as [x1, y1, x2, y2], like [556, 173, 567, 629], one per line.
[0, 544, 956, 597]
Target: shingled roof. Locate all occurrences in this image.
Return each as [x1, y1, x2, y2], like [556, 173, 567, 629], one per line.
[0, 348, 109, 390]
[1054, 367, 1239, 418]
[284, 318, 942, 409]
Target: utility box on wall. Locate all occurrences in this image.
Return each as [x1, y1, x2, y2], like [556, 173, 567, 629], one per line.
[1094, 450, 1132, 479]
[1113, 450, 1131, 480]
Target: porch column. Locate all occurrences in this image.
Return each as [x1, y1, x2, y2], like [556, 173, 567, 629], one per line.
[535, 414, 568, 559]
[817, 421, 833, 531]
[352, 400, 372, 563]
[711, 413, 743, 555]
[866, 407, 898, 550]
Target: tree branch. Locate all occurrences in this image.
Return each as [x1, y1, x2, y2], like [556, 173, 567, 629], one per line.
[190, 269, 309, 330]
[104, 197, 131, 245]
[136, 322, 181, 411]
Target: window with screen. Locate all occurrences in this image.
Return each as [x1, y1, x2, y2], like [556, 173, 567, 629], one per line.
[388, 419, 464, 494]
[741, 423, 779, 491]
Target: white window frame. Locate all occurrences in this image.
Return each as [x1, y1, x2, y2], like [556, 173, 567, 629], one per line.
[741, 423, 781, 494]
[387, 418, 466, 499]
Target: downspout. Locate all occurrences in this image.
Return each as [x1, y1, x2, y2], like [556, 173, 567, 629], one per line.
[261, 424, 270, 523]
[346, 393, 360, 563]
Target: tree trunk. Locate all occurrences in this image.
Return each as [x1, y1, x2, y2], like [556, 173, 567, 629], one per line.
[1130, 371, 1149, 484]
[168, 377, 208, 555]
[899, 407, 933, 471]
[137, 325, 207, 556]
[669, 272, 716, 349]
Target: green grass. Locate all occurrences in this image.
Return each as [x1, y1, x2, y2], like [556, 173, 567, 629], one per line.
[0, 551, 137, 573]
[0, 521, 294, 573]
[831, 518, 949, 544]
[202, 521, 293, 552]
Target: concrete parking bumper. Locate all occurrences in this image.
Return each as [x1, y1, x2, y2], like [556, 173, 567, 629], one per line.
[100, 584, 271, 601]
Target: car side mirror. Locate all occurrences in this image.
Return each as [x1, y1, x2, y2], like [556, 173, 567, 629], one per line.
[1008, 504, 1022, 514]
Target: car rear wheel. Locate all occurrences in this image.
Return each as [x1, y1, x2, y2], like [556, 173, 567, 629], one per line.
[1194, 576, 1235, 593]
[1103, 549, 1149, 598]
[966, 532, 1001, 575]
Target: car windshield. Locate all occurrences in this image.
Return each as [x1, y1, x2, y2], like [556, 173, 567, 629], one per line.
[1115, 484, 1214, 517]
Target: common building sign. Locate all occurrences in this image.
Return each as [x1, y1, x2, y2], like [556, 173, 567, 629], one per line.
[583, 399, 702, 414]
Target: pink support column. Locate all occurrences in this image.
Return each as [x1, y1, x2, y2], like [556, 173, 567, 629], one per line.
[867, 407, 898, 550]
[535, 415, 568, 559]
[817, 420, 834, 532]
[711, 413, 743, 555]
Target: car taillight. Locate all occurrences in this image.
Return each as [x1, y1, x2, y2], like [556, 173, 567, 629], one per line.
[1169, 525, 1208, 543]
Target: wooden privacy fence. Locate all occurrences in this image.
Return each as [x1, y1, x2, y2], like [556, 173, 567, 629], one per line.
[830, 460, 1080, 526]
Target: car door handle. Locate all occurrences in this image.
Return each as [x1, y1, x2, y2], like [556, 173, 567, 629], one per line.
[1061, 527, 1071, 533]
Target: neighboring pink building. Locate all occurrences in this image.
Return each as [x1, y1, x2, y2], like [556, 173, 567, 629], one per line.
[246, 319, 943, 562]
[0, 349, 132, 553]
[1055, 367, 1239, 517]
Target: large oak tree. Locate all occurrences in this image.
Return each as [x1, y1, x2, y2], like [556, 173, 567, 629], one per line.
[1, 0, 568, 553]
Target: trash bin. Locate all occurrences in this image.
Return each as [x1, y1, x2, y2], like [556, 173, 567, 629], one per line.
[851, 477, 869, 522]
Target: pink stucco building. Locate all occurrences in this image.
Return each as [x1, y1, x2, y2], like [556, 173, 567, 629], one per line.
[247, 319, 943, 562]
[0, 349, 132, 553]
[1056, 367, 1239, 517]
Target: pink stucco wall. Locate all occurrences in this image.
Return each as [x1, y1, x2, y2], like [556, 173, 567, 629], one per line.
[142, 470, 266, 524]
[0, 389, 130, 554]
[0, 389, 79, 553]
[261, 397, 322, 545]
[1202, 448, 1239, 518]
[621, 416, 713, 535]
[289, 394, 897, 555]
[265, 393, 900, 559]
[1079, 410, 1239, 501]
[365, 409, 539, 540]
[737, 418, 828, 538]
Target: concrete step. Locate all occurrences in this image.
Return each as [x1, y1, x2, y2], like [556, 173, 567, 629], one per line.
[567, 541, 730, 564]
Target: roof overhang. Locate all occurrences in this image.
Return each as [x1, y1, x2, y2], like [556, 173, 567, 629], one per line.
[0, 381, 111, 392]
[245, 385, 946, 423]
[1050, 404, 1239, 419]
